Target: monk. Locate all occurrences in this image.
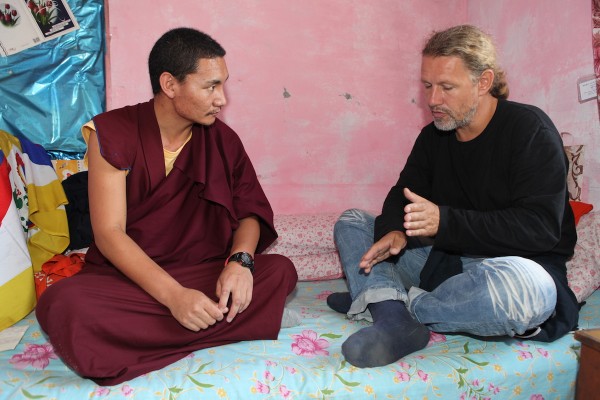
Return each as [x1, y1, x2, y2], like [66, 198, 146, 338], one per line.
[36, 27, 298, 386]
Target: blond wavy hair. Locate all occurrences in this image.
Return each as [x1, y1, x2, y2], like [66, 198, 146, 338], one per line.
[422, 25, 509, 100]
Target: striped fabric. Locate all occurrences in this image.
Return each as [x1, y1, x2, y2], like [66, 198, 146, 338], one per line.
[0, 130, 69, 331]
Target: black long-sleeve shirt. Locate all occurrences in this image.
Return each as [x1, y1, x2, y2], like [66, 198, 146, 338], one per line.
[375, 99, 579, 341]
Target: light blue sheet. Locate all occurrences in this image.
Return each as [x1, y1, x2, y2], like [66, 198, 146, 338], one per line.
[1, 279, 596, 400]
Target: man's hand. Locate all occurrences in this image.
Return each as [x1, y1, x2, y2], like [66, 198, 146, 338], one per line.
[403, 188, 440, 237]
[217, 263, 254, 323]
[166, 287, 225, 331]
[359, 231, 407, 274]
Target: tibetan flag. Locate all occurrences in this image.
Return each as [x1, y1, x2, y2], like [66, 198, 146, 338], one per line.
[12, 132, 69, 270]
[0, 144, 35, 331]
[0, 130, 69, 331]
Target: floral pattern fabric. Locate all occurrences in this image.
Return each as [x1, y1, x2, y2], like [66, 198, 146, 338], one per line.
[567, 211, 600, 302]
[264, 213, 345, 281]
[1, 279, 598, 400]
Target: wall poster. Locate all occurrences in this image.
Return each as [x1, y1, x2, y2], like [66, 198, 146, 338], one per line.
[0, 0, 78, 56]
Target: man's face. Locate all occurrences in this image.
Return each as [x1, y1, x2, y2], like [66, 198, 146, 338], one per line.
[171, 57, 229, 126]
[420, 55, 480, 131]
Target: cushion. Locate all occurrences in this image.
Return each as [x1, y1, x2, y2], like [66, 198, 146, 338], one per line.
[564, 144, 584, 201]
[570, 200, 593, 225]
[265, 209, 600, 302]
[567, 211, 600, 303]
[264, 213, 343, 281]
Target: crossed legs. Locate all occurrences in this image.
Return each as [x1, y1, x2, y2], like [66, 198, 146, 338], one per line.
[330, 209, 557, 368]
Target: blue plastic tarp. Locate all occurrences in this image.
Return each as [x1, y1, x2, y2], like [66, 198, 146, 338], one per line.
[0, 0, 105, 158]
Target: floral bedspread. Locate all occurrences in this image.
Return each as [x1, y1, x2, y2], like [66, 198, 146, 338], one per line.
[1, 279, 598, 400]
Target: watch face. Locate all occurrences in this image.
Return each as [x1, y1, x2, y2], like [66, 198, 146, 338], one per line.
[240, 252, 253, 266]
[229, 252, 254, 272]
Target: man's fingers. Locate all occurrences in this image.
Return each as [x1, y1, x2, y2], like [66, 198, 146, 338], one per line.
[226, 306, 239, 323]
[183, 312, 213, 332]
[361, 251, 384, 268]
[184, 322, 200, 332]
[404, 187, 425, 202]
[227, 297, 245, 322]
[218, 290, 230, 311]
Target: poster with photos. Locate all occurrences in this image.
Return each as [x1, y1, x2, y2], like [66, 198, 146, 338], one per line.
[0, 0, 79, 56]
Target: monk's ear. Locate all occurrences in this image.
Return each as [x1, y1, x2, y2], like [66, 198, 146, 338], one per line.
[159, 72, 177, 98]
[478, 69, 494, 95]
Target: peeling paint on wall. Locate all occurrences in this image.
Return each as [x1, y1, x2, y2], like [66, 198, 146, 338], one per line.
[112, 0, 568, 214]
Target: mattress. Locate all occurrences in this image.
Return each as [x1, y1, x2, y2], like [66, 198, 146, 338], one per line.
[1, 278, 598, 399]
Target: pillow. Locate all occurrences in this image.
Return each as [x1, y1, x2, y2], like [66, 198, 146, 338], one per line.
[564, 144, 584, 201]
[265, 209, 600, 300]
[566, 211, 600, 303]
[263, 213, 343, 281]
[570, 200, 594, 226]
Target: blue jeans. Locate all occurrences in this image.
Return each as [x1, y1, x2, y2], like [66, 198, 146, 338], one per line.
[334, 209, 557, 338]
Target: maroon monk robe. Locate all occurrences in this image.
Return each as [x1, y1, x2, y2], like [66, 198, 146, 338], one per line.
[36, 100, 298, 386]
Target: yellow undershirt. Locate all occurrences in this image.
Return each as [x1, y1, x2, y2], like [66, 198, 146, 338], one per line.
[82, 121, 192, 176]
[164, 133, 192, 175]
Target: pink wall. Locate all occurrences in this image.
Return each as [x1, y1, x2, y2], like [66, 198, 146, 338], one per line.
[105, 1, 599, 215]
[469, 0, 600, 207]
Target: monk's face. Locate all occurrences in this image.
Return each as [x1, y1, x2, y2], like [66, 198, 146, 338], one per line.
[171, 57, 229, 126]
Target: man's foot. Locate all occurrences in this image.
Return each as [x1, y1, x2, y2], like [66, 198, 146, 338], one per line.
[341, 300, 430, 368]
[326, 292, 352, 314]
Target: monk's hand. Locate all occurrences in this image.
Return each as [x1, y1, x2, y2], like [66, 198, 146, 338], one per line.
[403, 188, 439, 237]
[167, 287, 225, 331]
[359, 231, 407, 274]
[217, 262, 253, 323]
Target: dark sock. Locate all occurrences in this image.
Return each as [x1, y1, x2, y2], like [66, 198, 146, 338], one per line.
[327, 292, 352, 314]
[342, 300, 430, 368]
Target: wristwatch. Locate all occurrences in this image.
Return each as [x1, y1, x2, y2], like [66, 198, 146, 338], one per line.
[225, 252, 255, 274]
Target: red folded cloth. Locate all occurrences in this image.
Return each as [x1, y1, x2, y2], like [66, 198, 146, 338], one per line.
[34, 253, 84, 300]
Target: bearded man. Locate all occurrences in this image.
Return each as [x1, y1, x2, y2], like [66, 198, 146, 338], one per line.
[327, 24, 579, 368]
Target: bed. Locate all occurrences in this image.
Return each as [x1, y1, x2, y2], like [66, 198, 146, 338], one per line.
[1, 134, 599, 399]
[1, 273, 600, 399]
[1, 210, 599, 400]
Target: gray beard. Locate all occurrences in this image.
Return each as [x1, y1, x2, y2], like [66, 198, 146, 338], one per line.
[433, 103, 478, 131]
